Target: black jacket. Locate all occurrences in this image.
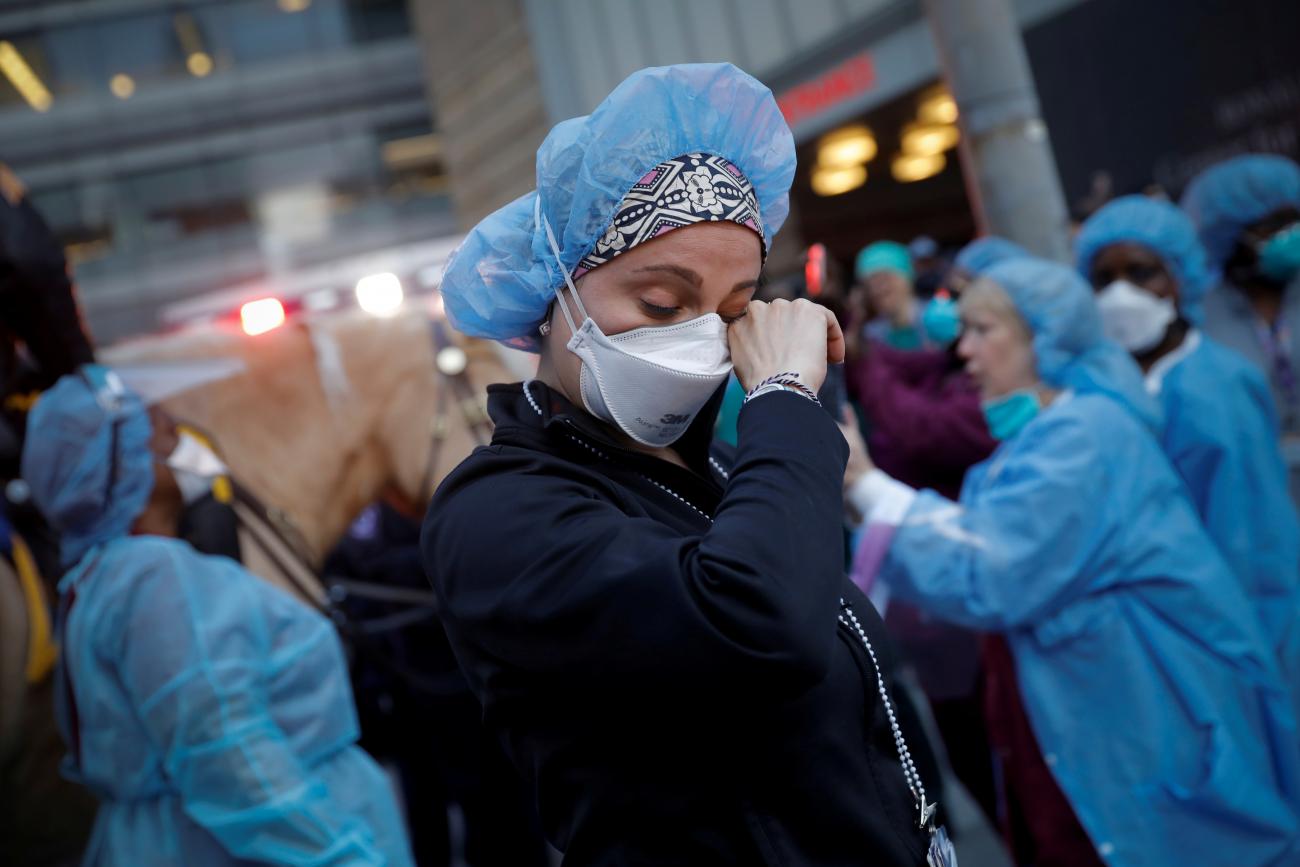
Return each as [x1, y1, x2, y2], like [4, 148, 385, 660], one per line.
[0, 190, 94, 390]
[0, 187, 94, 480]
[421, 381, 933, 866]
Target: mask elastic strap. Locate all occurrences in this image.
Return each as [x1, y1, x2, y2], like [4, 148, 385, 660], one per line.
[534, 194, 588, 336]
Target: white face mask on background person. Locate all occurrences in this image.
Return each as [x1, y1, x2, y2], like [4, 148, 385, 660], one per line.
[1095, 278, 1176, 353]
[536, 198, 734, 447]
[166, 430, 229, 505]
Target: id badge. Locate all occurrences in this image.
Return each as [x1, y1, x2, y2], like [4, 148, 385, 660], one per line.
[927, 825, 958, 867]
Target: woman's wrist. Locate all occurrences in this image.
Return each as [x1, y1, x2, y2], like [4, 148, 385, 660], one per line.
[743, 372, 821, 406]
[842, 458, 870, 491]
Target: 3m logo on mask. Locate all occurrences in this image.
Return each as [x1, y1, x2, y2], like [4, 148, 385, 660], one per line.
[659, 413, 691, 426]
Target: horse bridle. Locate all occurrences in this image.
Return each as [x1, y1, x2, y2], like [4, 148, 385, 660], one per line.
[416, 318, 494, 505]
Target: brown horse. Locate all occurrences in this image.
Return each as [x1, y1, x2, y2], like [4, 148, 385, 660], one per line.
[101, 308, 517, 600]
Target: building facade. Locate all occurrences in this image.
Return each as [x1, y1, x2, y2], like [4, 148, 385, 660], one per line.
[5, 0, 1297, 340]
[419, 0, 1300, 273]
[0, 0, 454, 341]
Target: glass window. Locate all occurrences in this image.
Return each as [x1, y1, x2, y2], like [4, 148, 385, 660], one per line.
[344, 0, 412, 42]
[197, 0, 348, 68]
[0, 0, 412, 114]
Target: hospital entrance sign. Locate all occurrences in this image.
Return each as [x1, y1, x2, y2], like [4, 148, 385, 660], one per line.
[777, 51, 877, 131]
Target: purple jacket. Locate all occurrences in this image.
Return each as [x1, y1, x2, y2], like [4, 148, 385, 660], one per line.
[846, 342, 996, 500]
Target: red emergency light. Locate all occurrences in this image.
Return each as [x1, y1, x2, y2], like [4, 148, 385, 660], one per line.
[240, 297, 286, 336]
[805, 243, 827, 298]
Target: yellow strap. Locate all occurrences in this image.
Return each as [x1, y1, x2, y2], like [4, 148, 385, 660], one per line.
[12, 535, 57, 684]
[175, 423, 212, 448]
[3, 391, 41, 412]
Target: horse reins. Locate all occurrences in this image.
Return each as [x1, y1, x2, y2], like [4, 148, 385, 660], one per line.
[225, 477, 331, 612]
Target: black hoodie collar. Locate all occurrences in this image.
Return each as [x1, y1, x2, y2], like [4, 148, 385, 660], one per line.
[486, 379, 729, 495]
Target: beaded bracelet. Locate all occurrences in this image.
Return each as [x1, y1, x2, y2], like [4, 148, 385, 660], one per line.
[743, 372, 822, 406]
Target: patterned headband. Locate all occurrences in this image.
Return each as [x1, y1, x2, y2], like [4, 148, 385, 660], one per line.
[573, 152, 766, 279]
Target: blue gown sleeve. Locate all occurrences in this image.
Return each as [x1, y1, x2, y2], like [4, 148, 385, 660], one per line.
[1171, 372, 1297, 587]
[105, 542, 387, 866]
[880, 406, 1120, 631]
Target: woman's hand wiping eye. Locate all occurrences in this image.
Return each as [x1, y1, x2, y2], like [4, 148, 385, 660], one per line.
[727, 298, 844, 392]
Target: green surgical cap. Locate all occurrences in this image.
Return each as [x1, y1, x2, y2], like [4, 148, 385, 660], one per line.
[855, 241, 914, 281]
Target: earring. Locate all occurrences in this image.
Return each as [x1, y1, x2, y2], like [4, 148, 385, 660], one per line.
[539, 321, 551, 336]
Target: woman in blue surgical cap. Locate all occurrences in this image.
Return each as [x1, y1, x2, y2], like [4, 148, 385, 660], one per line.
[22, 366, 414, 867]
[854, 240, 947, 350]
[421, 64, 955, 866]
[844, 258, 1300, 866]
[1076, 194, 1300, 685]
[1182, 154, 1300, 500]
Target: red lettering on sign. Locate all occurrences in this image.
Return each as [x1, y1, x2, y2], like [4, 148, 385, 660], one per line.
[777, 53, 877, 128]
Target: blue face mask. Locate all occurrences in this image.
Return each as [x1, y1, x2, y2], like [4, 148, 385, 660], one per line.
[981, 388, 1040, 440]
[921, 293, 961, 345]
[1258, 223, 1300, 284]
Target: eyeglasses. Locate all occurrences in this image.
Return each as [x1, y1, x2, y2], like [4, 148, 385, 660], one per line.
[1090, 262, 1167, 290]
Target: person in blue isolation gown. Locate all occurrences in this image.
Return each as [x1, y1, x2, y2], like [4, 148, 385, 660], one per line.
[1181, 154, 1300, 502]
[23, 366, 414, 867]
[1075, 194, 1300, 685]
[843, 258, 1300, 867]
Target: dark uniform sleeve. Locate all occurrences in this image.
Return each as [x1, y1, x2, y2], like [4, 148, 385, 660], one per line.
[422, 391, 849, 701]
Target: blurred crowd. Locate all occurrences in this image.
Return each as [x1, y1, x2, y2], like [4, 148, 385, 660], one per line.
[796, 152, 1300, 865]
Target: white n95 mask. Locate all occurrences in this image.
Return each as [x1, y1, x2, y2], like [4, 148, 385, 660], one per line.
[536, 198, 733, 447]
[1096, 279, 1176, 353]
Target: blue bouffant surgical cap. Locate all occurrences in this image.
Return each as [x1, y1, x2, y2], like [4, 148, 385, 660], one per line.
[954, 236, 1029, 277]
[23, 366, 155, 566]
[1075, 195, 1213, 324]
[1180, 154, 1300, 272]
[983, 258, 1162, 433]
[439, 63, 797, 350]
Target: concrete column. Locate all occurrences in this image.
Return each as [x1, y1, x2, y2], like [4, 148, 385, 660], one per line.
[922, 0, 1071, 261]
[409, 0, 551, 229]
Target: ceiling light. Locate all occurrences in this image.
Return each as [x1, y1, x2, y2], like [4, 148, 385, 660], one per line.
[891, 152, 946, 183]
[900, 122, 960, 156]
[0, 41, 52, 112]
[918, 87, 959, 125]
[382, 134, 443, 171]
[278, 0, 312, 11]
[816, 124, 877, 169]
[811, 164, 867, 197]
[186, 52, 213, 78]
[109, 73, 135, 99]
